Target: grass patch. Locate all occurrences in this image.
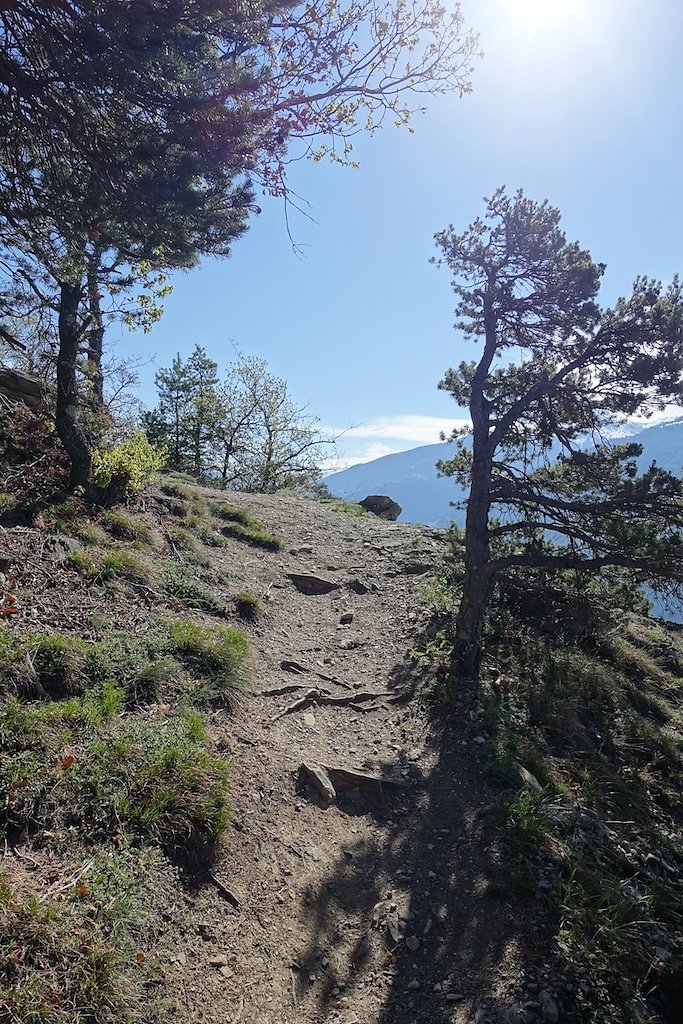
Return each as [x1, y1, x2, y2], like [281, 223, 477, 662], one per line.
[328, 499, 370, 518]
[165, 618, 249, 705]
[216, 504, 284, 551]
[235, 590, 263, 621]
[70, 548, 99, 579]
[160, 481, 191, 500]
[479, 614, 682, 1020]
[101, 510, 154, 545]
[1, 688, 230, 846]
[168, 526, 202, 553]
[187, 515, 228, 548]
[160, 564, 226, 617]
[0, 843, 171, 1023]
[69, 546, 152, 587]
[101, 550, 151, 585]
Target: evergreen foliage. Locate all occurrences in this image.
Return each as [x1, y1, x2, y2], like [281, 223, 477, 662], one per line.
[434, 188, 683, 682]
[0, 1, 479, 495]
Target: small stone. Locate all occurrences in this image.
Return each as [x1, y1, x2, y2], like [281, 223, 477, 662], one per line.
[339, 638, 359, 650]
[473, 735, 486, 744]
[405, 935, 420, 952]
[399, 910, 415, 922]
[433, 983, 442, 993]
[303, 712, 316, 727]
[209, 954, 228, 967]
[407, 979, 420, 991]
[219, 965, 234, 979]
[340, 612, 353, 624]
[446, 992, 465, 1002]
[307, 847, 322, 862]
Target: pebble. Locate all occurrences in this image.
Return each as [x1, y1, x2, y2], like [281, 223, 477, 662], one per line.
[446, 993, 465, 1002]
[340, 612, 353, 624]
[407, 980, 420, 991]
[405, 935, 420, 951]
[433, 983, 442, 993]
[209, 954, 228, 967]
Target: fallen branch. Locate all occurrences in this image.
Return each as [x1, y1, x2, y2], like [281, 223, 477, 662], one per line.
[208, 871, 241, 910]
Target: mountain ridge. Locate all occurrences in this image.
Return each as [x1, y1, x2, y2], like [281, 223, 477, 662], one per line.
[326, 417, 683, 527]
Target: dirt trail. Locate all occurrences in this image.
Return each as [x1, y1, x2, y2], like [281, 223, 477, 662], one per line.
[167, 494, 547, 1024]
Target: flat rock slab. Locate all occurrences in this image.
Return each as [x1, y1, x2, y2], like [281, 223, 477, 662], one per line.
[299, 761, 336, 804]
[288, 573, 340, 595]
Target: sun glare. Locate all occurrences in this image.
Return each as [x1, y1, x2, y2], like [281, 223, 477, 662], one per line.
[510, 0, 590, 34]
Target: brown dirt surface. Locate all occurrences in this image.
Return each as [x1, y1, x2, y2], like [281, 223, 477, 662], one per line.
[0, 488, 552, 1024]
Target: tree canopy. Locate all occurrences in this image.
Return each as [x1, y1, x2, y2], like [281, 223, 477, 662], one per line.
[143, 346, 334, 491]
[0, 1, 479, 494]
[435, 187, 683, 682]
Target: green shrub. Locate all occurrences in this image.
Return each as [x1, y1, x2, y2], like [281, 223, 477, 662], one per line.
[93, 431, 166, 494]
[165, 618, 248, 705]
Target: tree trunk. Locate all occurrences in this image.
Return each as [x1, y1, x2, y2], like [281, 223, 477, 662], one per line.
[451, 288, 497, 686]
[56, 280, 92, 491]
[452, 456, 495, 683]
[86, 255, 105, 410]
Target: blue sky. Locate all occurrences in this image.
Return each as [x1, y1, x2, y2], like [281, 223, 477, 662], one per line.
[115, 0, 683, 469]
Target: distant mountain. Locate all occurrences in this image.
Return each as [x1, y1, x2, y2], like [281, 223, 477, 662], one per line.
[326, 417, 683, 528]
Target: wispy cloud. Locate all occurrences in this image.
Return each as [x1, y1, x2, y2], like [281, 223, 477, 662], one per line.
[321, 415, 467, 475]
[321, 441, 404, 473]
[329, 414, 469, 445]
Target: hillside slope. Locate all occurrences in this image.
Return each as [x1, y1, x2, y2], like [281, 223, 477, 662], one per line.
[1, 481, 681, 1024]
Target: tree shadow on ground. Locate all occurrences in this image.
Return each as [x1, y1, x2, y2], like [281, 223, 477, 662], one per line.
[290, 674, 554, 1024]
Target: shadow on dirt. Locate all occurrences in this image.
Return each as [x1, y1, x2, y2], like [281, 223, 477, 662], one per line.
[290, 678, 552, 1024]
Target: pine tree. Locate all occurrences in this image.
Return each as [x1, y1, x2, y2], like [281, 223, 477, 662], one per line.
[434, 188, 683, 683]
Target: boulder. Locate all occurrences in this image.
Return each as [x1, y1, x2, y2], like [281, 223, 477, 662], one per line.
[359, 495, 402, 521]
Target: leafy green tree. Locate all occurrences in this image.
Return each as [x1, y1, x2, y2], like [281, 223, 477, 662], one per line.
[434, 188, 683, 683]
[239, 360, 333, 492]
[145, 349, 335, 487]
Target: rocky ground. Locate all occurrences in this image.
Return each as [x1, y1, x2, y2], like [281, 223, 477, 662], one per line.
[150, 493, 554, 1024]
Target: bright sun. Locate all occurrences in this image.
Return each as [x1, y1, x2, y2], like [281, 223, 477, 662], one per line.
[505, 0, 592, 43]
[513, 0, 585, 27]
